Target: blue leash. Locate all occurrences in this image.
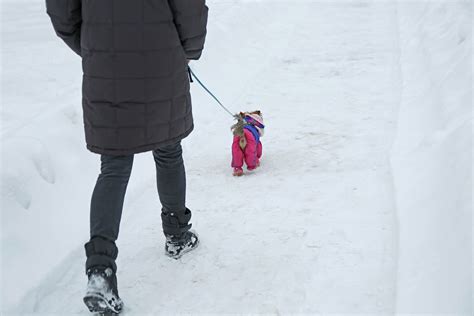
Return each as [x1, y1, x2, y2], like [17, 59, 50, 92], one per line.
[188, 67, 235, 118]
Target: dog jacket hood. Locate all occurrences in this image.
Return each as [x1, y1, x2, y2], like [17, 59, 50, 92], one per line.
[245, 113, 265, 137]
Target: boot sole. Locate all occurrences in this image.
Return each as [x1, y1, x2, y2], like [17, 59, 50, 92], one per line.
[83, 292, 122, 315]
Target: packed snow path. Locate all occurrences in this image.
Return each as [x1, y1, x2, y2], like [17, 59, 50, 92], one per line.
[12, 1, 402, 314]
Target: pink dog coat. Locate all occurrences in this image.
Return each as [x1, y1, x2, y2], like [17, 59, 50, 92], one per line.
[231, 115, 264, 170]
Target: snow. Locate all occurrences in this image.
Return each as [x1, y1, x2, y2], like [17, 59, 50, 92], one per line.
[0, 0, 471, 315]
[391, 1, 472, 312]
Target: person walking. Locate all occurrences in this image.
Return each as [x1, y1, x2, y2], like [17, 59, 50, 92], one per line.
[45, 0, 208, 313]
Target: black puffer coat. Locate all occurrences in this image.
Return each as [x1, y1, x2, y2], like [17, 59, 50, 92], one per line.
[46, 0, 208, 155]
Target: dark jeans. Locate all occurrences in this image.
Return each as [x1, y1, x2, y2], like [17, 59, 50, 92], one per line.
[84, 141, 192, 272]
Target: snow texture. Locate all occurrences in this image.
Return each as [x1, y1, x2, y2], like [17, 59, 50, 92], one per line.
[0, 0, 471, 314]
[391, 1, 472, 313]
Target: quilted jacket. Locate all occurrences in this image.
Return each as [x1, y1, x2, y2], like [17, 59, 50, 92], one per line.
[46, 0, 208, 155]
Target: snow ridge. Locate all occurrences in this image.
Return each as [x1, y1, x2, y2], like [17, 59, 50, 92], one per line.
[391, 1, 472, 313]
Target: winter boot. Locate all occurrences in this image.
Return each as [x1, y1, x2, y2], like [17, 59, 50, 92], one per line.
[83, 266, 123, 315]
[165, 230, 199, 259]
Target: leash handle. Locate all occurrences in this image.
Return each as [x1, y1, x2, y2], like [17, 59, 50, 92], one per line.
[187, 67, 194, 83]
[188, 66, 235, 118]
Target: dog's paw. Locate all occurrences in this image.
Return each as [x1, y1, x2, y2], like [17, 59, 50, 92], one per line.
[232, 168, 244, 177]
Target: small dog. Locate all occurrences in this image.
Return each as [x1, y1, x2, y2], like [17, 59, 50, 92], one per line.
[231, 110, 265, 176]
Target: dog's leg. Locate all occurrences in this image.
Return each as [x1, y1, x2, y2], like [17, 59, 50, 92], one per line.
[232, 136, 244, 171]
[257, 142, 263, 159]
[243, 132, 258, 170]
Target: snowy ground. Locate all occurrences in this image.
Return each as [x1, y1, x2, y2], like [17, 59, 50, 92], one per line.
[1, 0, 471, 315]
